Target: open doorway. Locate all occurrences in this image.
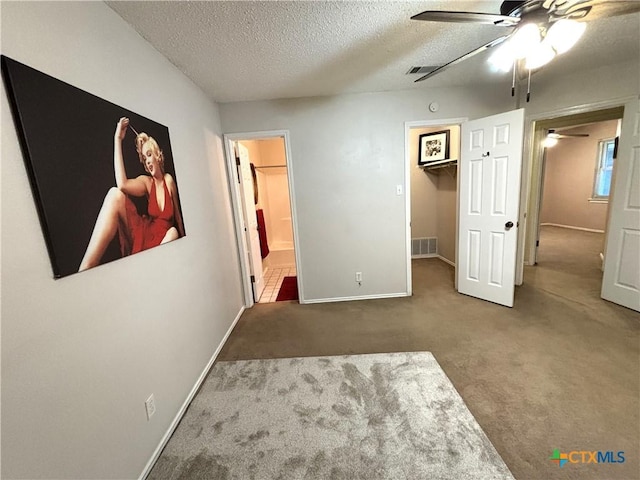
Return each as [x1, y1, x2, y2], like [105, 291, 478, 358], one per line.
[524, 107, 624, 303]
[224, 131, 300, 306]
[406, 119, 463, 293]
[240, 138, 297, 303]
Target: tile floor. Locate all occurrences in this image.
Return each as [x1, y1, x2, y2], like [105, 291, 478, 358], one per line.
[258, 266, 297, 303]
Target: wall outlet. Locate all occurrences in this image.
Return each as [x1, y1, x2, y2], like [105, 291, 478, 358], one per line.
[145, 394, 156, 421]
[355, 272, 362, 282]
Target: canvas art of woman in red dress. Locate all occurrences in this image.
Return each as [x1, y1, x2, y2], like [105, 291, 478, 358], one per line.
[79, 117, 185, 271]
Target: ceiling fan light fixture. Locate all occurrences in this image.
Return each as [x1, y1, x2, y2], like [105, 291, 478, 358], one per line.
[547, 131, 561, 139]
[545, 19, 586, 54]
[525, 41, 556, 70]
[510, 23, 541, 59]
[542, 136, 558, 148]
[488, 42, 516, 72]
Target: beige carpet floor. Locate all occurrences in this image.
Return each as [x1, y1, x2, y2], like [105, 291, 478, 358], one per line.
[163, 226, 638, 480]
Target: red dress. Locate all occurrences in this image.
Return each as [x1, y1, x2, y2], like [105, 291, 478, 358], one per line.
[119, 179, 175, 256]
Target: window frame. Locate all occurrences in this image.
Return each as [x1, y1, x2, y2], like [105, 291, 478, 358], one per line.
[591, 137, 616, 202]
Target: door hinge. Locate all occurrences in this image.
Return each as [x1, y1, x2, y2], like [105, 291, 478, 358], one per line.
[250, 275, 255, 283]
[536, 240, 539, 247]
[235, 156, 241, 183]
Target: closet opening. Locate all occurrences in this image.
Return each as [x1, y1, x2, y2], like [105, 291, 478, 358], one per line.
[406, 120, 463, 293]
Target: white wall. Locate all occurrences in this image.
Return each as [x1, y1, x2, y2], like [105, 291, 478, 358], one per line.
[523, 60, 639, 116]
[1, 3, 243, 479]
[220, 88, 512, 301]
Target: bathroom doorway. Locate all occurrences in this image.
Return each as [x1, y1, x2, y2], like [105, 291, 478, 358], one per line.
[224, 131, 301, 306]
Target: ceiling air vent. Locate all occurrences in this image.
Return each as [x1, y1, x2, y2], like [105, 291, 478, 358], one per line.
[406, 66, 439, 75]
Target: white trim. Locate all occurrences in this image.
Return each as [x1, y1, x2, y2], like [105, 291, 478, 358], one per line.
[404, 118, 466, 298]
[223, 131, 303, 305]
[282, 132, 305, 302]
[223, 136, 253, 307]
[592, 136, 616, 201]
[139, 306, 245, 480]
[540, 223, 605, 233]
[302, 292, 409, 304]
[525, 97, 634, 123]
[437, 255, 456, 267]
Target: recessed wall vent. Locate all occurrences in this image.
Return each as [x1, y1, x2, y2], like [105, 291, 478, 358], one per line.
[411, 237, 438, 258]
[406, 66, 440, 75]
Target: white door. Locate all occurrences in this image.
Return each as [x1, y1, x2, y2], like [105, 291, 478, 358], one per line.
[458, 109, 525, 307]
[236, 142, 265, 302]
[602, 98, 640, 312]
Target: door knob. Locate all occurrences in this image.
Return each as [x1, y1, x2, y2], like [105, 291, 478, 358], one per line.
[505, 221, 514, 229]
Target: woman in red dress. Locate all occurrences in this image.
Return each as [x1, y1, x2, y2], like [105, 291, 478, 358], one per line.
[79, 117, 185, 271]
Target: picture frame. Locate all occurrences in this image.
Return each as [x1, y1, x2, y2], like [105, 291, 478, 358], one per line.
[418, 130, 450, 165]
[1, 55, 187, 278]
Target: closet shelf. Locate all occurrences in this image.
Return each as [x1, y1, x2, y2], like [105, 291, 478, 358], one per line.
[421, 159, 457, 173]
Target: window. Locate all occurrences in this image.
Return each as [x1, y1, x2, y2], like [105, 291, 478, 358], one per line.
[592, 138, 616, 201]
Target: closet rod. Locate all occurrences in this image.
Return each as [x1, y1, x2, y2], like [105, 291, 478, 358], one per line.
[255, 165, 287, 168]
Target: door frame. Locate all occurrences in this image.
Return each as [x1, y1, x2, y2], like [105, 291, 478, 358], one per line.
[404, 118, 467, 295]
[518, 97, 633, 284]
[223, 130, 301, 307]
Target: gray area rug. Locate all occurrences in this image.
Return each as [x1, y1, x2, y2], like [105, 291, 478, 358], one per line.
[149, 352, 514, 479]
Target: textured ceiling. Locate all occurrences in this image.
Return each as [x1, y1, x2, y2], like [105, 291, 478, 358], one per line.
[107, 1, 640, 103]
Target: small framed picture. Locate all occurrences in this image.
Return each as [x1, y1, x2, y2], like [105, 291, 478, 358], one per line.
[418, 130, 450, 165]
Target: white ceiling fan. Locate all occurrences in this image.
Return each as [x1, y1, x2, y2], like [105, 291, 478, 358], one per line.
[547, 128, 590, 139]
[543, 128, 589, 147]
[411, 0, 640, 100]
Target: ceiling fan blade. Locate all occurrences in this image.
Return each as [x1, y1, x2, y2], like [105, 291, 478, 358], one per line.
[411, 11, 521, 26]
[415, 35, 511, 82]
[548, 130, 590, 138]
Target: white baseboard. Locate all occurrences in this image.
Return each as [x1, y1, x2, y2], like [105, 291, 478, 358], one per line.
[437, 255, 455, 267]
[412, 254, 455, 267]
[540, 223, 604, 234]
[411, 253, 438, 259]
[301, 292, 409, 304]
[139, 306, 245, 480]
